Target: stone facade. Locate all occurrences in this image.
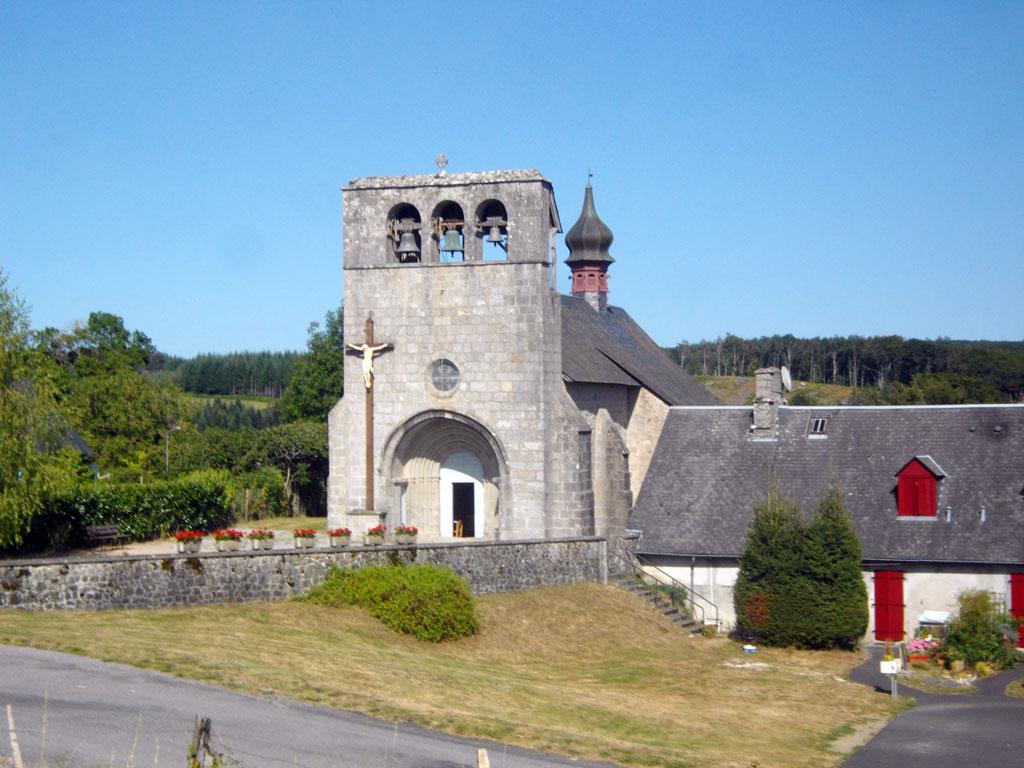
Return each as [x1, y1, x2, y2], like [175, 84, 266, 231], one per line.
[0, 538, 607, 612]
[329, 169, 594, 541]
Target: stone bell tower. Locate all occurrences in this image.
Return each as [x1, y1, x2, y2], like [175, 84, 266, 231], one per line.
[327, 165, 594, 541]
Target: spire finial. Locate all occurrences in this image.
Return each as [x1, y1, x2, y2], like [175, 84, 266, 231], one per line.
[587, 168, 593, 187]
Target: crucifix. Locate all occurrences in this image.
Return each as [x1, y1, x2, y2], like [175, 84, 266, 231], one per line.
[346, 315, 393, 512]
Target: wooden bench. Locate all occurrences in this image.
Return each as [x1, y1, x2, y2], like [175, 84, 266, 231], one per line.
[85, 524, 128, 549]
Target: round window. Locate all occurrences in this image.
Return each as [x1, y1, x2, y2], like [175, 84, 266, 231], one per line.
[430, 359, 460, 392]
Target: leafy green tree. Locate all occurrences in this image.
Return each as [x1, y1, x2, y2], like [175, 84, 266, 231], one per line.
[280, 305, 344, 422]
[0, 272, 85, 547]
[245, 419, 328, 515]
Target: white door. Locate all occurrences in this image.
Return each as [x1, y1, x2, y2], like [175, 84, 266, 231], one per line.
[439, 451, 484, 537]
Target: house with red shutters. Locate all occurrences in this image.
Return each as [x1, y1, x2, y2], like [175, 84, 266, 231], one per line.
[630, 367, 1024, 644]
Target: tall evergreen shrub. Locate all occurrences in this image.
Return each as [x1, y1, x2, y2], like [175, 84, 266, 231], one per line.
[735, 485, 867, 649]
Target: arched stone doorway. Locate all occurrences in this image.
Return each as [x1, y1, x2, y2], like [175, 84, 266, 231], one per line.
[382, 411, 506, 539]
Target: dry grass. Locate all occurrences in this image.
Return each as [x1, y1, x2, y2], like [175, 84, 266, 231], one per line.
[0, 584, 895, 768]
[696, 375, 854, 406]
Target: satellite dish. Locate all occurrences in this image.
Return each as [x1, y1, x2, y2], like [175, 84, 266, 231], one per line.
[781, 366, 792, 392]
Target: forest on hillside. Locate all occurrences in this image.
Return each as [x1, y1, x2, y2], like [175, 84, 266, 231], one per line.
[155, 351, 300, 397]
[667, 335, 1024, 403]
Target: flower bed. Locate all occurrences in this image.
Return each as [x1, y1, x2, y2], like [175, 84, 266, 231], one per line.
[174, 530, 204, 554]
[365, 524, 387, 545]
[328, 528, 351, 547]
[293, 528, 317, 548]
[213, 529, 243, 551]
[247, 529, 275, 550]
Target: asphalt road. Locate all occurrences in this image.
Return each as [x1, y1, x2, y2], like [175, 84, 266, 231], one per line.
[0, 646, 614, 768]
[843, 646, 1024, 768]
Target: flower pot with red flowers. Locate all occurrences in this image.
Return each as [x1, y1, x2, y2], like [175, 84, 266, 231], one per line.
[364, 524, 387, 546]
[247, 529, 275, 550]
[213, 529, 243, 551]
[175, 530, 204, 554]
[328, 528, 351, 547]
[394, 525, 418, 545]
[293, 528, 317, 548]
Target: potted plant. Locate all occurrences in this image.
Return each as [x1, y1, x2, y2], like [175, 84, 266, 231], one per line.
[247, 528, 275, 550]
[394, 524, 418, 545]
[175, 530, 204, 554]
[293, 528, 317, 548]
[906, 636, 938, 663]
[213, 528, 243, 551]
[364, 524, 387, 546]
[328, 528, 351, 547]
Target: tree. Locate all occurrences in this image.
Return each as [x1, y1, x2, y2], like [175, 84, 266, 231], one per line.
[735, 485, 868, 649]
[734, 487, 804, 645]
[0, 271, 84, 547]
[245, 420, 328, 515]
[279, 305, 344, 422]
[801, 487, 868, 648]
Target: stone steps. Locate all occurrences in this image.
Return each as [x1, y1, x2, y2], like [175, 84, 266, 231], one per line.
[616, 578, 702, 633]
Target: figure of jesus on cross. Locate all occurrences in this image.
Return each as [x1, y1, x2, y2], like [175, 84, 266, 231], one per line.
[346, 316, 393, 513]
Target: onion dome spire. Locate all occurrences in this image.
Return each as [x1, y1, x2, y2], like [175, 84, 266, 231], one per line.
[564, 178, 614, 265]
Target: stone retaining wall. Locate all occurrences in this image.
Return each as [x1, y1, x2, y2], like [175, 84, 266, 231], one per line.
[0, 537, 608, 611]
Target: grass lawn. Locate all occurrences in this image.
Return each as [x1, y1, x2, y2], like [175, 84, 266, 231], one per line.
[0, 584, 895, 768]
[230, 514, 327, 531]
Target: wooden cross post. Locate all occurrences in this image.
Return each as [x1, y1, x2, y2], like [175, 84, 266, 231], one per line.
[346, 316, 393, 512]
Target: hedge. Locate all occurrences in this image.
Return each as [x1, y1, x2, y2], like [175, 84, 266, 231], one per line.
[21, 470, 233, 552]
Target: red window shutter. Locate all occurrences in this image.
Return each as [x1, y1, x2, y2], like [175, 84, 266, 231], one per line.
[1011, 574, 1024, 649]
[897, 460, 937, 517]
[874, 571, 905, 641]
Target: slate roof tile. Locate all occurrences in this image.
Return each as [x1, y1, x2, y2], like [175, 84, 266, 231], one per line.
[560, 295, 718, 405]
[632, 405, 1024, 564]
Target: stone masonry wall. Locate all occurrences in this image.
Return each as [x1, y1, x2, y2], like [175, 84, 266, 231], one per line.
[0, 537, 607, 612]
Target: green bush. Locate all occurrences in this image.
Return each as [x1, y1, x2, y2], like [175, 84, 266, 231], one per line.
[944, 591, 1018, 669]
[305, 564, 479, 642]
[735, 486, 867, 649]
[23, 469, 233, 551]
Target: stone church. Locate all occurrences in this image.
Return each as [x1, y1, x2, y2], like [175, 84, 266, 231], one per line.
[327, 164, 1024, 641]
[327, 167, 716, 541]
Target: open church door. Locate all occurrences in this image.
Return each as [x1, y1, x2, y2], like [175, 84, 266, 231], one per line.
[439, 451, 485, 538]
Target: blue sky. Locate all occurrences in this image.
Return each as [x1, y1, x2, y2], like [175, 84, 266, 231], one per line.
[2, 1, 1021, 357]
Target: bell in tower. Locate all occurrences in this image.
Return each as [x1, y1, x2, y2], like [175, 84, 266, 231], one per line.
[564, 178, 614, 313]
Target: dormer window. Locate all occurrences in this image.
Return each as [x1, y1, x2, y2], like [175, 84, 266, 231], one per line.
[896, 457, 944, 517]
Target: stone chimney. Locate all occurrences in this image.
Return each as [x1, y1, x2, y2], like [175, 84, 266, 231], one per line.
[564, 180, 614, 314]
[751, 367, 784, 437]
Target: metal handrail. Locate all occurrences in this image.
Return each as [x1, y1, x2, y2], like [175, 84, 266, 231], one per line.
[609, 541, 720, 629]
[634, 552, 720, 630]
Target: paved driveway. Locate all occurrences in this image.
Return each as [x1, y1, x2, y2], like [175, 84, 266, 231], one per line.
[843, 646, 1024, 767]
[1, 645, 615, 768]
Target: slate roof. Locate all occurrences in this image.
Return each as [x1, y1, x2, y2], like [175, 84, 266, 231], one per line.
[631, 405, 1024, 564]
[560, 295, 719, 406]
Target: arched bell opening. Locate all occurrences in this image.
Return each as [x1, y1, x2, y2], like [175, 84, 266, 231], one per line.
[383, 411, 506, 540]
[432, 200, 466, 264]
[476, 199, 509, 261]
[386, 203, 422, 264]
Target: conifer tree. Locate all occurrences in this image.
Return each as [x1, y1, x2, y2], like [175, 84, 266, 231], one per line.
[734, 487, 804, 645]
[802, 486, 868, 648]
